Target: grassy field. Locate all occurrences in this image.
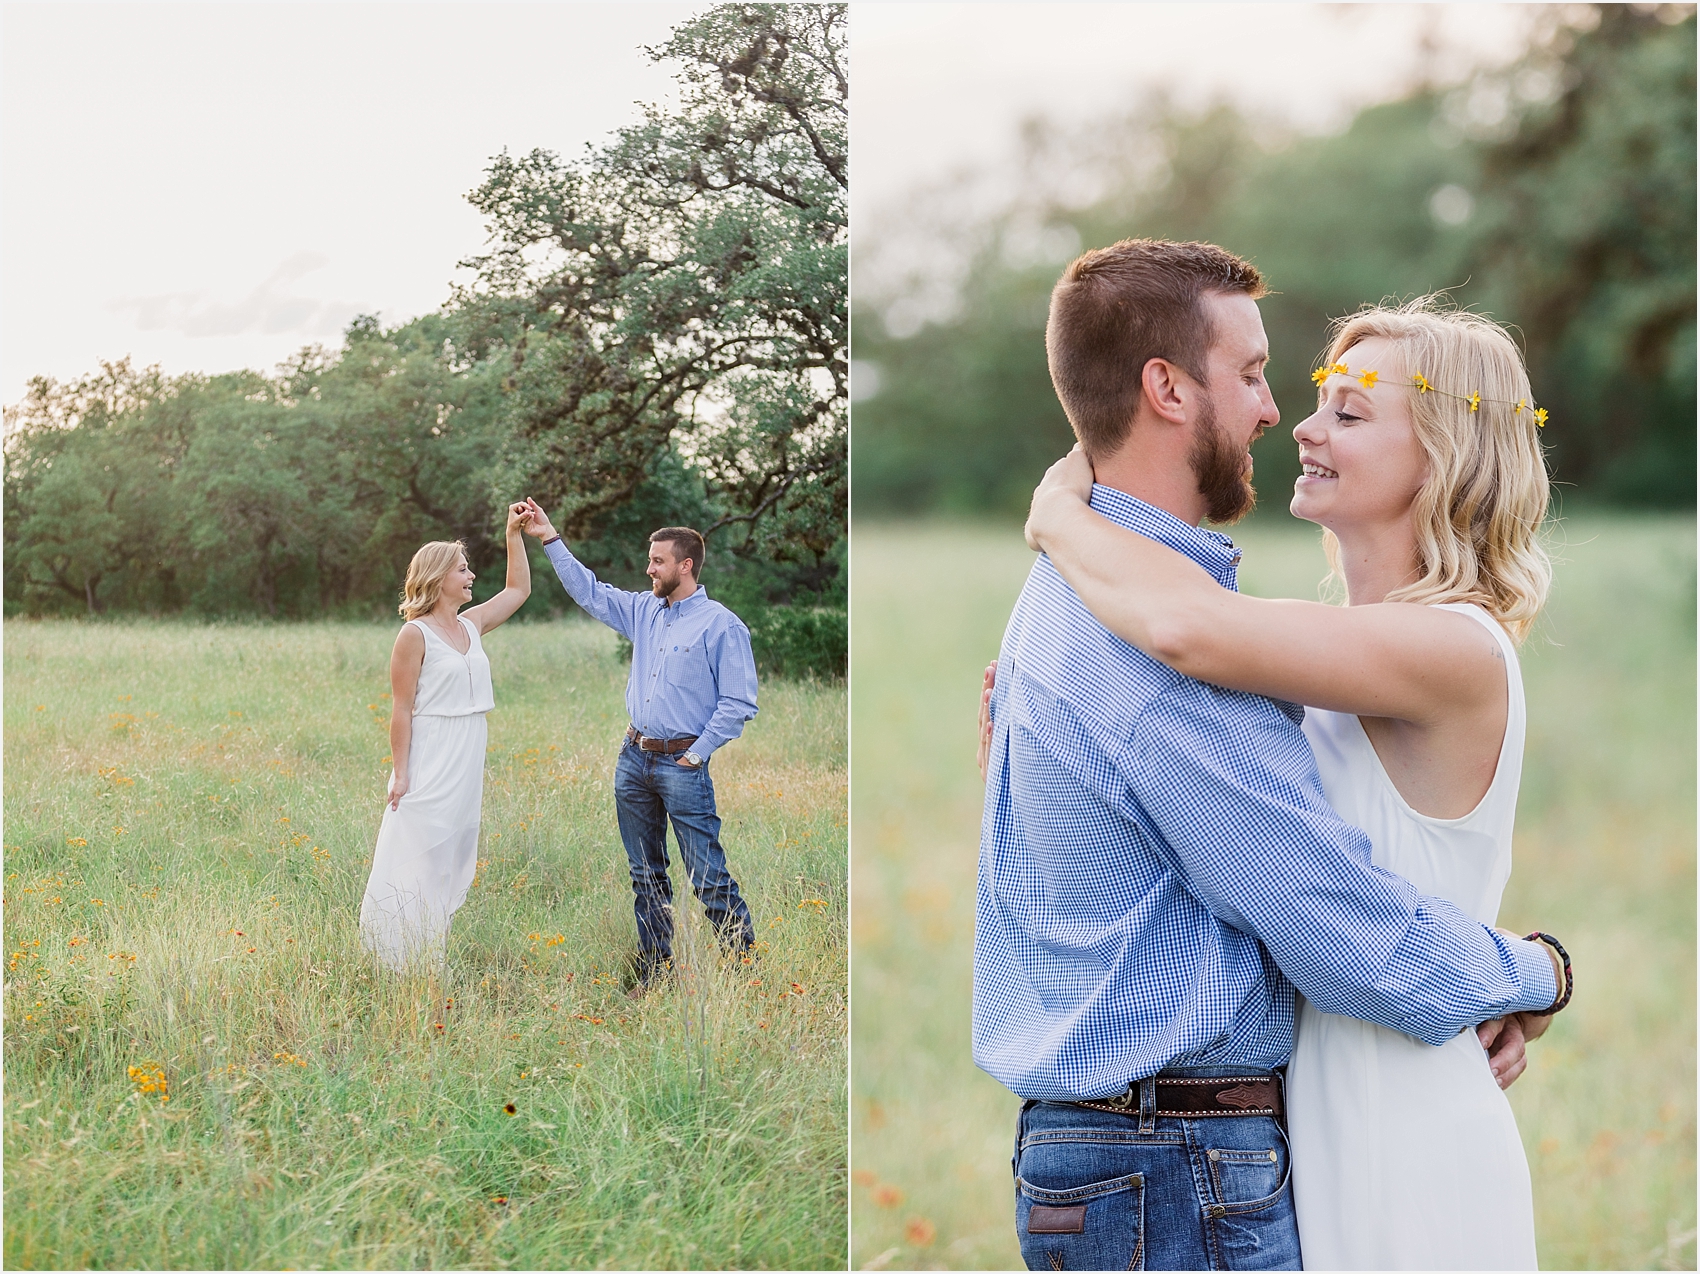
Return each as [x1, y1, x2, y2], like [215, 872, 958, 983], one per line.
[4, 618, 846, 1270]
[850, 514, 1696, 1271]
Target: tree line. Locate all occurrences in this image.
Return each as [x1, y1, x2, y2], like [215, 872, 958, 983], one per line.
[853, 5, 1695, 517]
[4, 4, 847, 675]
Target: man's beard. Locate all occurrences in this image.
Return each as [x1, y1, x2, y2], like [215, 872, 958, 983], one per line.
[1188, 396, 1257, 525]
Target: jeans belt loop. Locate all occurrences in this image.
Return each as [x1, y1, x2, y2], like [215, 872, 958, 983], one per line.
[1138, 1076, 1157, 1134]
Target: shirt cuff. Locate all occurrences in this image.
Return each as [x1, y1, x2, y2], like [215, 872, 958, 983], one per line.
[1508, 933, 1560, 1012]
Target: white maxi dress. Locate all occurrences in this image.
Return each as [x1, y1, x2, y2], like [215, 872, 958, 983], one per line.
[358, 615, 494, 970]
[1287, 603, 1538, 1270]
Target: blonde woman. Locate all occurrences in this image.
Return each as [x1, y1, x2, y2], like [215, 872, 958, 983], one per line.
[1016, 298, 1561, 1268]
[358, 503, 531, 970]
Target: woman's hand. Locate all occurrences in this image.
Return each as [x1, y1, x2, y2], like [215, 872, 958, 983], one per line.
[977, 662, 997, 782]
[1024, 445, 1096, 551]
[505, 501, 528, 536]
[387, 771, 409, 810]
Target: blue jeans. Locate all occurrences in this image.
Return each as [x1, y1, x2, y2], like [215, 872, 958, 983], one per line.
[1014, 1068, 1301, 1271]
[613, 740, 755, 979]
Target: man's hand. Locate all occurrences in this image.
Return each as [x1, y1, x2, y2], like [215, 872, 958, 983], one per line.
[977, 662, 996, 782]
[1024, 445, 1096, 552]
[1476, 1011, 1552, 1089]
[520, 497, 558, 541]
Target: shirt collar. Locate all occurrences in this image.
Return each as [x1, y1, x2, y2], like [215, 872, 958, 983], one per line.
[663, 585, 709, 611]
[1087, 484, 1242, 591]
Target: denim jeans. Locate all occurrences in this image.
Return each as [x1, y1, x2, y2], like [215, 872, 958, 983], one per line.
[613, 740, 755, 979]
[1013, 1068, 1301, 1271]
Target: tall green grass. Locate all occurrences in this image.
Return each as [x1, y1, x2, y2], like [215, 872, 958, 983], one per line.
[850, 515, 1695, 1271]
[4, 619, 846, 1269]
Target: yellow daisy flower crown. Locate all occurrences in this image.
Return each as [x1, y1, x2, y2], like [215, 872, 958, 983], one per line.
[1312, 362, 1548, 427]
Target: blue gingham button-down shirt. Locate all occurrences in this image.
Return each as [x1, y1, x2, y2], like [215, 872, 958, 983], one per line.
[973, 485, 1557, 1102]
[543, 539, 758, 762]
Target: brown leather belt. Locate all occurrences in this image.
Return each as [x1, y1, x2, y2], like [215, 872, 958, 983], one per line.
[626, 727, 699, 755]
[1074, 1074, 1284, 1122]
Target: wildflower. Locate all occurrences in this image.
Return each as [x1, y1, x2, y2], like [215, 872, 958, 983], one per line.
[1514, 399, 1527, 415]
[503, 1103, 517, 1116]
[433, 1022, 445, 1032]
[905, 1217, 937, 1247]
[1413, 373, 1433, 394]
[65, 838, 87, 848]
[790, 982, 806, 995]
[1357, 369, 1379, 388]
[68, 937, 85, 947]
[872, 1183, 904, 1208]
[852, 1169, 877, 1187]
[1535, 408, 1548, 427]
[1467, 391, 1481, 413]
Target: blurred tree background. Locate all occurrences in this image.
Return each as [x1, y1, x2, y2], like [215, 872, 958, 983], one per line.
[3, 3, 847, 676]
[852, 4, 1694, 519]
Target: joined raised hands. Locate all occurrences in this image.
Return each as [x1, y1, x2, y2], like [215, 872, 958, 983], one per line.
[1024, 445, 1097, 552]
[518, 497, 558, 541]
[505, 501, 529, 536]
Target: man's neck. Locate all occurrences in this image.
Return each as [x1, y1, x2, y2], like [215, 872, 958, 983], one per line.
[1091, 441, 1207, 527]
[661, 580, 700, 606]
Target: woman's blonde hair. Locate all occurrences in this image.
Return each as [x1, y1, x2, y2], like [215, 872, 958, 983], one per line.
[398, 541, 467, 620]
[1319, 296, 1551, 642]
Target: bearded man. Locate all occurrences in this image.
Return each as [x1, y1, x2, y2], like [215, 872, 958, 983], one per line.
[522, 500, 758, 991]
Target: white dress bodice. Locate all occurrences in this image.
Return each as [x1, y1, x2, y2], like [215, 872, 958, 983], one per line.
[409, 615, 494, 717]
[1300, 602, 1524, 920]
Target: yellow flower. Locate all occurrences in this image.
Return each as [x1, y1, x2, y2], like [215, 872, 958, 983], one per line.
[1467, 392, 1481, 412]
[1535, 408, 1549, 427]
[1310, 366, 1331, 386]
[1412, 373, 1433, 394]
[1514, 399, 1527, 415]
[1357, 369, 1379, 388]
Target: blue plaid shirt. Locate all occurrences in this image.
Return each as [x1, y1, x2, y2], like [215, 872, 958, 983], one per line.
[973, 486, 1557, 1102]
[543, 539, 758, 762]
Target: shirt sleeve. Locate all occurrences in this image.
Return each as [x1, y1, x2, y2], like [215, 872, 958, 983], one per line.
[694, 615, 759, 762]
[1122, 680, 1557, 1045]
[542, 539, 644, 640]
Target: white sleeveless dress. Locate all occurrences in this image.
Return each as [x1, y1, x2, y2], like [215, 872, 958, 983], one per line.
[1287, 603, 1537, 1270]
[358, 615, 496, 970]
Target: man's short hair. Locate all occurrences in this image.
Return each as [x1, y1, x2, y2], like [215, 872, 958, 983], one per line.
[1046, 238, 1265, 459]
[650, 526, 706, 576]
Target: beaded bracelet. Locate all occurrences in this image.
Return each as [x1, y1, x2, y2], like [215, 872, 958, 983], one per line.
[1525, 931, 1573, 1016]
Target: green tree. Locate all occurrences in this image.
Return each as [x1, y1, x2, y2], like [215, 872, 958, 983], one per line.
[455, 3, 847, 593]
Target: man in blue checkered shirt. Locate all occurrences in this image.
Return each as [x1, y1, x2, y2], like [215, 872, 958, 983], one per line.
[522, 502, 758, 992]
[975, 240, 1560, 1270]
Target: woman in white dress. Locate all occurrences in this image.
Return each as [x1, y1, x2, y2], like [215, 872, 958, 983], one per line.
[358, 503, 532, 970]
[1016, 298, 1567, 1269]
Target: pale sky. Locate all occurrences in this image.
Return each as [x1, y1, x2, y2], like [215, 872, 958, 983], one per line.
[854, 3, 1541, 220]
[1, 2, 699, 407]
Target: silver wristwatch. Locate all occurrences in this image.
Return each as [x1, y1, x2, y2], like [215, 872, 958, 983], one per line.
[681, 750, 703, 767]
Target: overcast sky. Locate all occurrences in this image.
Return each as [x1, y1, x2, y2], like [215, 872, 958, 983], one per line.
[1, 2, 699, 407]
[853, 3, 1540, 220]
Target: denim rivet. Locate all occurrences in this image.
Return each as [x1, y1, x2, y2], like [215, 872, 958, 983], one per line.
[1209, 1205, 1226, 1218]
[1207, 1149, 1220, 1161]
[1268, 1150, 1278, 1162]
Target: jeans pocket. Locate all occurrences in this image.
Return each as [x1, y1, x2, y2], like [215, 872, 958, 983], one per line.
[1207, 1146, 1282, 1206]
[1016, 1173, 1144, 1271]
[1203, 1135, 1300, 1272]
